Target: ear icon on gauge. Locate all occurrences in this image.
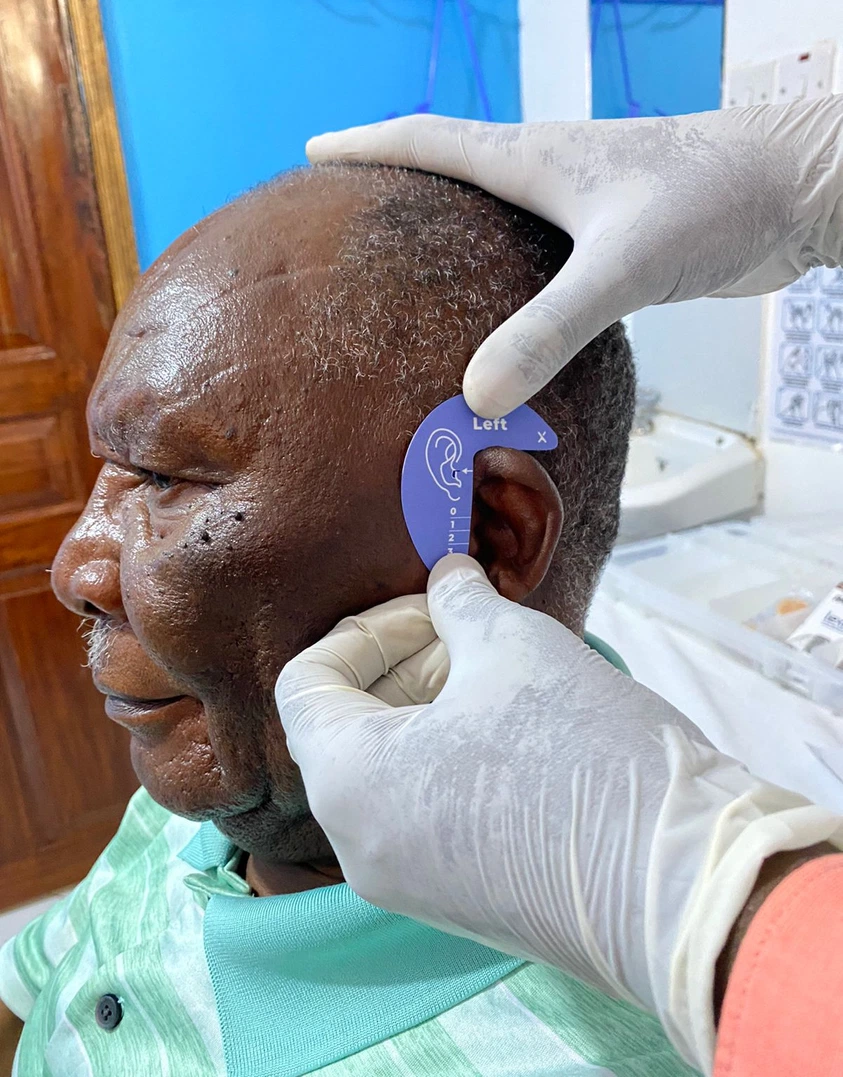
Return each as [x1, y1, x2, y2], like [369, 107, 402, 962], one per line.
[425, 427, 464, 501]
[402, 395, 558, 569]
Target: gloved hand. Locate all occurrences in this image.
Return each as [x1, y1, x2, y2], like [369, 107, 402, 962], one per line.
[307, 97, 843, 417]
[277, 555, 843, 1073]
[320, 594, 449, 708]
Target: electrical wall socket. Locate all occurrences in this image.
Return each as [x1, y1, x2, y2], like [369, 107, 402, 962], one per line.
[775, 40, 838, 103]
[723, 60, 776, 107]
[723, 40, 839, 109]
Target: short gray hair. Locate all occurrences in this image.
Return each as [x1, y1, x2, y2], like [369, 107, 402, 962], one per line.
[273, 164, 634, 630]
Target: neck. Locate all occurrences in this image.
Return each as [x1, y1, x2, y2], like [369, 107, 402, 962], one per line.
[245, 853, 344, 897]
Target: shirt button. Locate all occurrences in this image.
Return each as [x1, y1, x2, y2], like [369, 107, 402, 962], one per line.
[95, 993, 123, 1031]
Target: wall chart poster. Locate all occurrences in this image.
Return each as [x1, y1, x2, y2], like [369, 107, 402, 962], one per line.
[768, 265, 843, 449]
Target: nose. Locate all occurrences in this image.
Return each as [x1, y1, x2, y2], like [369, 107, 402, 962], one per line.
[52, 482, 125, 621]
[52, 555, 124, 619]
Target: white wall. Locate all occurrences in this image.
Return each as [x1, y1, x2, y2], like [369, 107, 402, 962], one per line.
[631, 297, 762, 435]
[725, 0, 843, 515]
[724, 0, 843, 70]
[519, 0, 589, 122]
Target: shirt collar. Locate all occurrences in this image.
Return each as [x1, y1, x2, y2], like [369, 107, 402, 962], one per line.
[178, 822, 521, 1077]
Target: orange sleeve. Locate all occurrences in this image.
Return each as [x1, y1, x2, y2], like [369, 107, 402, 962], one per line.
[715, 854, 843, 1077]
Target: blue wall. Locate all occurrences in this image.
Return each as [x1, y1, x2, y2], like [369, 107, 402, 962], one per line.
[591, 2, 723, 119]
[99, 0, 521, 270]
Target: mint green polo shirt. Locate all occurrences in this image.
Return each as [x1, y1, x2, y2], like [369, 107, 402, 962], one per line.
[1, 639, 696, 1077]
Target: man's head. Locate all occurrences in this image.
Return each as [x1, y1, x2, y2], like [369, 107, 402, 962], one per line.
[51, 164, 634, 863]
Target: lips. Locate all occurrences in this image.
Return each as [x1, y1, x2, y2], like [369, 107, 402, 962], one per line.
[104, 692, 196, 732]
[105, 692, 185, 713]
[91, 632, 184, 696]
[88, 621, 194, 730]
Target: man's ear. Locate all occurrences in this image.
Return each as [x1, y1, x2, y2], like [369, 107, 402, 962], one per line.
[468, 446, 563, 602]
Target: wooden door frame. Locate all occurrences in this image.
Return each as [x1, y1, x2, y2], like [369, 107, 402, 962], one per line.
[64, 0, 138, 309]
[0, 0, 141, 912]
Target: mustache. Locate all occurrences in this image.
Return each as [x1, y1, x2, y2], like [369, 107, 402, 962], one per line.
[80, 617, 119, 673]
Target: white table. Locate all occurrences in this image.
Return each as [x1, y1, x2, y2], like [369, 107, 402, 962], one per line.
[588, 586, 843, 812]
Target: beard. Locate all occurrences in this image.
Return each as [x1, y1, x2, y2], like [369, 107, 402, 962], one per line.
[214, 796, 333, 862]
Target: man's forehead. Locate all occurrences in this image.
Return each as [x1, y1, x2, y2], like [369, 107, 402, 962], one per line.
[89, 292, 270, 464]
[97, 175, 368, 373]
[89, 188, 342, 448]
[87, 172, 393, 470]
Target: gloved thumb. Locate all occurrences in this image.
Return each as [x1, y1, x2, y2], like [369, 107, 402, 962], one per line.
[306, 114, 516, 193]
[463, 243, 633, 417]
[426, 554, 510, 663]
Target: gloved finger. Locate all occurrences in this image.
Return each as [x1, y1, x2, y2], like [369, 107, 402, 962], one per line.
[297, 594, 436, 689]
[276, 670, 379, 760]
[306, 114, 530, 202]
[308, 114, 476, 172]
[276, 595, 435, 735]
[368, 638, 449, 707]
[462, 244, 633, 417]
[425, 554, 512, 664]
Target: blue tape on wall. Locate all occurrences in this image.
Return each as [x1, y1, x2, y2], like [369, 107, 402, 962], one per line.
[98, 0, 521, 269]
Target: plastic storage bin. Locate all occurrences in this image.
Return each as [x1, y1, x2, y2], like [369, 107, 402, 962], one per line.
[602, 518, 843, 714]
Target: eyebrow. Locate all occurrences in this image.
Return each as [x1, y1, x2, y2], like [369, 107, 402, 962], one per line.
[90, 393, 245, 481]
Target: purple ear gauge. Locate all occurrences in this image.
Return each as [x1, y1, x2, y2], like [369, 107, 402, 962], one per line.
[401, 394, 558, 569]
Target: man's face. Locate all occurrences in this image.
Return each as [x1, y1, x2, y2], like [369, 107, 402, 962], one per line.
[51, 181, 430, 860]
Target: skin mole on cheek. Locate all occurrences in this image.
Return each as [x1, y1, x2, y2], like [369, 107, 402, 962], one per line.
[200, 531, 211, 543]
[233, 512, 244, 521]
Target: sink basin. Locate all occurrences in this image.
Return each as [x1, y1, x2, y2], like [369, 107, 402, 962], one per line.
[618, 413, 763, 543]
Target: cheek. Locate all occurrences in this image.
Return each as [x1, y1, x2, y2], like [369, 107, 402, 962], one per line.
[338, 480, 430, 603]
[119, 487, 279, 675]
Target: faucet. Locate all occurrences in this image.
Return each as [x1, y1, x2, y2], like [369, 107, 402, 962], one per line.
[632, 386, 661, 436]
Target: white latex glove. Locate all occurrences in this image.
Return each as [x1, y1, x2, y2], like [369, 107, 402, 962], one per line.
[323, 594, 449, 707]
[307, 97, 843, 417]
[277, 555, 843, 1073]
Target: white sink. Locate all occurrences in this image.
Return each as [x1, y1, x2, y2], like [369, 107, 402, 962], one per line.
[618, 413, 763, 543]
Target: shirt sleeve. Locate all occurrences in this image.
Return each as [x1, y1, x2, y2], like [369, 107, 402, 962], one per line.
[714, 853, 843, 1077]
[0, 886, 82, 1021]
[0, 788, 164, 1021]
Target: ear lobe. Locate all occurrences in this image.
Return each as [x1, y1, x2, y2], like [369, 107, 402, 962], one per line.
[468, 446, 563, 602]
